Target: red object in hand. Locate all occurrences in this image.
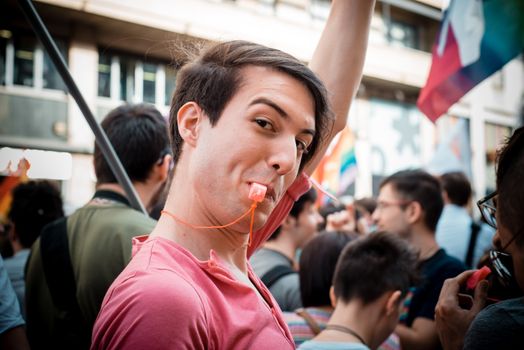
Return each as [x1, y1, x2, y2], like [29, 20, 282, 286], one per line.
[466, 266, 492, 291]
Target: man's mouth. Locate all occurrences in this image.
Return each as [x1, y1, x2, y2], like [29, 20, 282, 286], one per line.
[248, 182, 276, 202]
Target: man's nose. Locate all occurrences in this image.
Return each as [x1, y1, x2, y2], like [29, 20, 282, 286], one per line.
[268, 138, 298, 176]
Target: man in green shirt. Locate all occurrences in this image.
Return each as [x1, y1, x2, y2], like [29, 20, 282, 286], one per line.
[25, 104, 172, 349]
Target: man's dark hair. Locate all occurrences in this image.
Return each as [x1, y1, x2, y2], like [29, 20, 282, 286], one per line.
[94, 104, 170, 184]
[268, 188, 317, 241]
[8, 181, 64, 248]
[333, 231, 419, 304]
[354, 197, 377, 216]
[440, 172, 472, 207]
[299, 231, 356, 307]
[380, 169, 443, 232]
[169, 40, 333, 169]
[496, 127, 524, 246]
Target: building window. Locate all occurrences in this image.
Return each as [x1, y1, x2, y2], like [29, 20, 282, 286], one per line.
[0, 35, 7, 86]
[119, 57, 135, 102]
[98, 50, 175, 107]
[143, 63, 156, 104]
[97, 52, 111, 97]
[1, 31, 68, 91]
[43, 40, 67, 90]
[14, 36, 35, 87]
[165, 65, 177, 106]
[389, 20, 418, 49]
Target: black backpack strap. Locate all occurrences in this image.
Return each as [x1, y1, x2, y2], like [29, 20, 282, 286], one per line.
[261, 265, 296, 289]
[465, 221, 482, 268]
[40, 217, 89, 348]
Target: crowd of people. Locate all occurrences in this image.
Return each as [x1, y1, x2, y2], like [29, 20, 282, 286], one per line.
[1, 0, 523, 349]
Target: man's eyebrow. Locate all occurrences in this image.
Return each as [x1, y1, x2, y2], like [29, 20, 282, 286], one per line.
[249, 97, 315, 137]
[249, 97, 288, 118]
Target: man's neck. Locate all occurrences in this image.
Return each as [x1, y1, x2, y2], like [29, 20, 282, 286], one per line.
[96, 182, 153, 211]
[319, 299, 378, 347]
[408, 226, 440, 261]
[150, 190, 252, 273]
[263, 238, 297, 263]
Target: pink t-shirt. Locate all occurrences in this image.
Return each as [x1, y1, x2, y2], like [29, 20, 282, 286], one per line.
[91, 174, 310, 349]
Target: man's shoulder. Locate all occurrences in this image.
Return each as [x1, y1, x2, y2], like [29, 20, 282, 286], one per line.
[250, 248, 292, 273]
[465, 298, 524, 349]
[93, 261, 209, 350]
[477, 297, 524, 321]
[70, 204, 155, 235]
[427, 249, 466, 275]
[106, 254, 207, 314]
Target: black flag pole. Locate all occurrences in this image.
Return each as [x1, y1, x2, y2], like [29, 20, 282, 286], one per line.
[17, 0, 147, 214]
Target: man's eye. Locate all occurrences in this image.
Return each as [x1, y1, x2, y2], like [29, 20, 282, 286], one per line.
[255, 118, 274, 130]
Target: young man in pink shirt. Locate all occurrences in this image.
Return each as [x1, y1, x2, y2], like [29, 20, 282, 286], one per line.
[92, 1, 375, 349]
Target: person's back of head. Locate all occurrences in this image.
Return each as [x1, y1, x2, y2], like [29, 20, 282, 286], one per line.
[268, 188, 318, 241]
[439, 172, 472, 207]
[381, 169, 443, 232]
[354, 197, 377, 216]
[333, 231, 419, 305]
[332, 231, 419, 348]
[8, 180, 64, 249]
[299, 231, 357, 308]
[94, 104, 170, 185]
[169, 40, 333, 170]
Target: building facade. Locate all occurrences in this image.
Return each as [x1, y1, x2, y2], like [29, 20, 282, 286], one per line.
[1, 0, 522, 210]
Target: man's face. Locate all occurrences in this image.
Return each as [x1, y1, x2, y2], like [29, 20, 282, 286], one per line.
[190, 65, 316, 232]
[372, 183, 411, 238]
[294, 201, 324, 248]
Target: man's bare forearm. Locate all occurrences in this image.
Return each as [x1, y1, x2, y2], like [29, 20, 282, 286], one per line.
[306, 0, 375, 175]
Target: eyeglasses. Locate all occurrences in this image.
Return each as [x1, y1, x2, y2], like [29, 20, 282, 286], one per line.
[489, 250, 513, 288]
[375, 200, 411, 211]
[477, 191, 497, 229]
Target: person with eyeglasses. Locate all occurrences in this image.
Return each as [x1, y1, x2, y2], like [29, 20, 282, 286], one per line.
[371, 170, 466, 350]
[435, 126, 524, 350]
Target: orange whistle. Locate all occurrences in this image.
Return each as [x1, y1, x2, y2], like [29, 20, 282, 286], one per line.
[249, 183, 267, 203]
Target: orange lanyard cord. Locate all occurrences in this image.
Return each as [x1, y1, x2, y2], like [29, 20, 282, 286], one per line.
[161, 202, 258, 246]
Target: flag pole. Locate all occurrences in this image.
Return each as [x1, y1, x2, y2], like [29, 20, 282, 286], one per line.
[17, 0, 147, 215]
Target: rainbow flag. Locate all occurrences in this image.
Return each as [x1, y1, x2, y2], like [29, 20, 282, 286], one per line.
[312, 127, 357, 203]
[417, 0, 524, 122]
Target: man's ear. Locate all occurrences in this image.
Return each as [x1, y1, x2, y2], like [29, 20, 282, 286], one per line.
[405, 201, 422, 225]
[156, 154, 172, 183]
[385, 290, 402, 316]
[282, 216, 297, 230]
[177, 102, 204, 147]
[329, 286, 337, 308]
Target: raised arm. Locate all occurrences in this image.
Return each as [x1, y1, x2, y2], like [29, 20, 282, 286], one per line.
[305, 0, 375, 176]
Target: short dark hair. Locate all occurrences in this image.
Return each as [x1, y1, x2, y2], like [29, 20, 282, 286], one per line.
[381, 169, 443, 232]
[8, 181, 64, 248]
[169, 40, 333, 169]
[496, 127, 524, 246]
[268, 188, 318, 240]
[354, 197, 377, 215]
[440, 172, 471, 207]
[299, 231, 357, 307]
[333, 231, 419, 304]
[94, 104, 170, 184]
